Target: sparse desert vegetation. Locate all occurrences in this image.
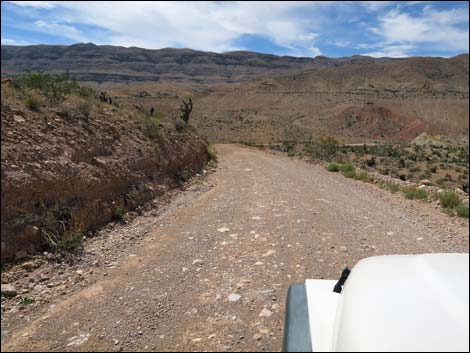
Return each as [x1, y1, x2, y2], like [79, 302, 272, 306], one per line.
[1, 1, 469, 351]
[1, 71, 210, 261]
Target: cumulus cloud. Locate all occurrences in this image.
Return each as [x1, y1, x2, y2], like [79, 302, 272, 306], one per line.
[8, 1, 56, 9]
[3, 1, 469, 57]
[14, 1, 324, 56]
[369, 5, 469, 53]
[364, 44, 415, 58]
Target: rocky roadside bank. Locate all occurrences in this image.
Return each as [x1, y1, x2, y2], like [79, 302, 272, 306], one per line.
[1, 167, 216, 337]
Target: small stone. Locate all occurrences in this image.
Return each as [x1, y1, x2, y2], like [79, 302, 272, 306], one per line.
[262, 250, 276, 257]
[21, 262, 34, 271]
[228, 294, 241, 302]
[1, 284, 17, 297]
[259, 308, 273, 317]
[192, 259, 203, 266]
[15, 250, 28, 260]
[253, 333, 263, 341]
[13, 115, 25, 123]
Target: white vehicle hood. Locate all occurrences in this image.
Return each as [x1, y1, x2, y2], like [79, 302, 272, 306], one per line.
[306, 253, 469, 352]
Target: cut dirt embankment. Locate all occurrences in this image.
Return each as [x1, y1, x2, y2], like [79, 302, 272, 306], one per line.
[1, 100, 209, 261]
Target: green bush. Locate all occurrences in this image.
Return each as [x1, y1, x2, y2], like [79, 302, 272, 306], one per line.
[113, 207, 126, 221]
[400, 186, 428, 200]
[343, 169, 356, 178]
[386, 182, 400, 193]
[307, 136, 340, 161]
[20, 297, 35, 305]
[207, 144, 218, 162]
[25, 93, 43, 111]
[354, 171, 370, 182]
[456, 203, 469, 218]
[141, 114, 163, 139]
[327, 163, 340, 172]
[16, 70, 93, 104]
[59, 228, 83, 252]
[339, 163, 354, 173]
[438, 191, 461, 209]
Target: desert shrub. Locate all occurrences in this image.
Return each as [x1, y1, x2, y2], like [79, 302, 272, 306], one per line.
[113, 207, 126, 221]
[318, 136, 340, 161]
[77, 86, 95, 98]
[207, 144, 218, 162]
[287, 150, 296, 157]
[354, 171, 370, 182]
[178, 97, 193, 124]
[438, 191, 461, 209]
[339, 163, 354, 173]
[327, 163, 340, 172]
[456, 203, 469, 218]
[343, 169, 356, 178]
[307, 136, 340, 161]
[25, 93, 43, 111]
[20, 297, 34, 305]
[42, 224, 83, 253]
[400, 186, 428, 200]
[76, 99, 93, 118]
[141, 114, 162, 139]
[58, 105, 72, 119]
[1, 82, 15, 109]
[16, 70, 93, 104]
[59, 228, 83, 252]
[386, 182, 400, 193]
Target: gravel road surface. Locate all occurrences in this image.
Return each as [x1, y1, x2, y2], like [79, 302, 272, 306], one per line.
[1, 144, 468, 352]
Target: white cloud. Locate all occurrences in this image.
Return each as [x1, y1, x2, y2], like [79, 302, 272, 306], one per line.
[34, 20, 87, 43]
[6, 1, 326, 57]
[364, 44, 415, 58]
[7, 1, 56, 9]
[299, 33, 319, 41]
[360, 1, 394, 12]
[4, 1, 469, 57]
[370, 6, 469, 52]
[355, 43, 373, 49]
[334, 40, 351, 47]
[1, 37, 31, 45]
[309, 47, 323, 57]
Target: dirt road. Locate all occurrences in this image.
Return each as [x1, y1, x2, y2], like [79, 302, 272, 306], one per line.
[1, 144, 468, 352]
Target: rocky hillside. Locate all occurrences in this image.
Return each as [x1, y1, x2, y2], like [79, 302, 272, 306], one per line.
[1, 75, 209, 262]
[188, 54, 469, 143]
[1, 43, 392, 85]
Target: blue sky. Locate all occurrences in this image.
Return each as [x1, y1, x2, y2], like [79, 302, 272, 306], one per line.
[1, 1, 469, 58]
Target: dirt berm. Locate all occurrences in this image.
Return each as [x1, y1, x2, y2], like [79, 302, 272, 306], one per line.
[1, 102, 209, 261]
